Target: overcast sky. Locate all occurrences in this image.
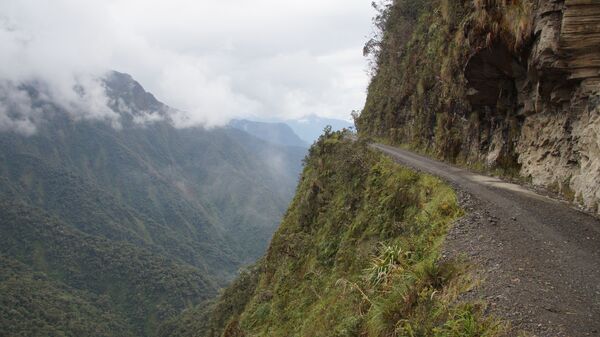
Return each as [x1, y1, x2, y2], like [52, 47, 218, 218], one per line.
[0, 0, 375, 127]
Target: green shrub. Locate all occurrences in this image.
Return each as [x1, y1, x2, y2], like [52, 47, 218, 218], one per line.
[171, 132, 505, 337]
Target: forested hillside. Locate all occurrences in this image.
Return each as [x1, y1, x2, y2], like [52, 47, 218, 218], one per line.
[159, 131, 504, 337]
[168, 1, 600, 336]
[0, 199, 215, 336]
[0, 254, 135, 337]
[4, 0, 596, 335]
[0, 72, 305, 336]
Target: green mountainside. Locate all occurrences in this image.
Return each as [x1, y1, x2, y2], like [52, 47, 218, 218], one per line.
[154, 1, 600, 334]
[4, 0, 573, 334]
[0, 72, 304, 336]
[0, 254, 135, 337]
[159, 131, 504, 337]
[0, 199, 214, 336]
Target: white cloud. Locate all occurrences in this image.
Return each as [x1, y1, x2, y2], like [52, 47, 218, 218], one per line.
[0, 77, 121, 135]
[0, 82, 41, 135]
[0, 0, 375, 129]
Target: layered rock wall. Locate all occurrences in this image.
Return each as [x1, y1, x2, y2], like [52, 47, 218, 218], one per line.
[358, 0, 600, 213]
[516, 0, 600, 211]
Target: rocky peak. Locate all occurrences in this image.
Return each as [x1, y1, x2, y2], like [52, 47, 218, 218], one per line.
[103, 71, 171, 123]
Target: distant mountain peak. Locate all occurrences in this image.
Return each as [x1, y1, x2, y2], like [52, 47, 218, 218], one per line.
[229, 119, 307, 148]
[103, 71, 172, 124]
[284, 116, 353, 144]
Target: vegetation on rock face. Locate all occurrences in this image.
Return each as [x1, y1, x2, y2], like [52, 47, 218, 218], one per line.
[357, 0, 534, 174]
[161, 131, 505, 337]
[359, 0, 600, 212]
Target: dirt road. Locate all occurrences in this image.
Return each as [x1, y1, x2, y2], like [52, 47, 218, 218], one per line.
[373, 143, 600, 337]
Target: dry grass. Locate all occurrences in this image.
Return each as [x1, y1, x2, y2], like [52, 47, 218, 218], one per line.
[472, 0, 534, 50]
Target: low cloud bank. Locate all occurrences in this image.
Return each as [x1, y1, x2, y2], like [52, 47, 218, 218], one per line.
[0, 0, 373, 134]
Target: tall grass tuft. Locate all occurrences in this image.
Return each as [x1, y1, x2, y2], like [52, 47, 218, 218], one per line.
[472, 0, 534, 50]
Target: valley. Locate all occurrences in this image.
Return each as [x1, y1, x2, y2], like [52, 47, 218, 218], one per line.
[0, 72, 306, 336]
[1, 0, 599, 336]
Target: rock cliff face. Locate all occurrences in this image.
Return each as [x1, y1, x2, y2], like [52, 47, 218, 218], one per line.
[357, 0, 600, 213]
[515, 0, 600, 212]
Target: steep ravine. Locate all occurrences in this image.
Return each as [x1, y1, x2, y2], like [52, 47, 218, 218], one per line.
[159, 132, 507, 337]
[356, 0, 600, 214]
[0, 72, 305, 337]
[161, 130, 600, 337]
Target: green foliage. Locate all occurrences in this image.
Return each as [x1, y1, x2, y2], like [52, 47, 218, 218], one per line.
[366, 243, 410, 287]
[471, 0, 534, 50]
[0, 255, 135, 337]
[357, 0, 533, 175]
[0, 95, 304, 336]
[164, 132, 504, 337]
[0, 199, 216, 336]
[158, 265, 261, 337]
[0, 116, 303, 272]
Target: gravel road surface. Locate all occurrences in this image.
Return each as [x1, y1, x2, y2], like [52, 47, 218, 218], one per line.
[373, 143, 600, 337]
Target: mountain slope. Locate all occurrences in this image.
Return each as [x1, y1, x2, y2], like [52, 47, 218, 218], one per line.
[159, 131, 504, 337]
[0, 255, 135, 337]
[0, 72, 305, 336]
[0, 199, 216, 336]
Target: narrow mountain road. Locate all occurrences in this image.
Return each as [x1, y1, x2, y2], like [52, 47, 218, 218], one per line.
[373, 143, 600, 337]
